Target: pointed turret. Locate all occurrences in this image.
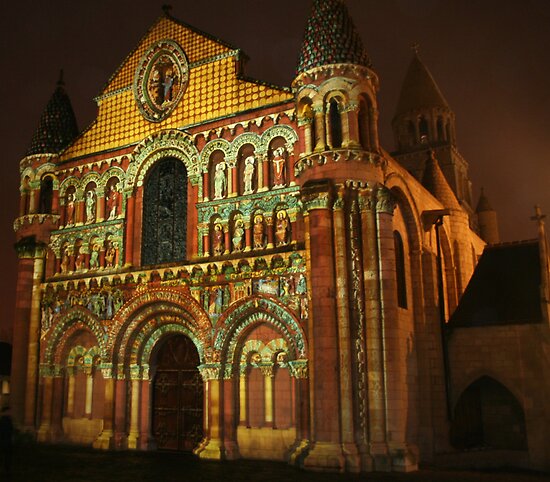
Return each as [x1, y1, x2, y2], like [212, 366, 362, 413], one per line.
[293, 0, 381, 181]
[476, 188, 500, 244]
[392, 48, 473, 216]
[422, 151, 460, 210]
[26, 71, 78, 156]
[297, 0, 371, 74]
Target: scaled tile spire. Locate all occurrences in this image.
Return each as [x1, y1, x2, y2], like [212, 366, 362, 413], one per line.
[26, 70, 79, 156]
[297, 0, 371, 74]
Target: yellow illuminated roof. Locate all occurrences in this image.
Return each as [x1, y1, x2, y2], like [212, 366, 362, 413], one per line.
[61, 15, 293, 161]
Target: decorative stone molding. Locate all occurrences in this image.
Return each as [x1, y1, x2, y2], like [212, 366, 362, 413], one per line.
[13, 214, 60, 232]
[287, 359, 309, 379]
[376, 186, 397, 215]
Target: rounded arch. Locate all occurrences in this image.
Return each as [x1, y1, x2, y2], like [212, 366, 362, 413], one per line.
[59, 176, 80, 198]
[109, 288, 211, 367]
[42, 306, 106, 365]
[35, 163, 57, 184]
[214, 295, 307, 368]
[230, 132, 262, 160]
[200, 138, 232, 172]
[128, 130, 201, 190]
[100, 166, 126, 190]
[260, 125, 298, 153]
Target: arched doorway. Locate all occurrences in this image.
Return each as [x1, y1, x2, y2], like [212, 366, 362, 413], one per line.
[152, 335, 203, 451]
[451, 376, 527, 450]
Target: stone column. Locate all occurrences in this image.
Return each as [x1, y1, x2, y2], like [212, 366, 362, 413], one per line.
[287, 360, 310, 464]
[85, 371, 94, 417]
[313, 104, 326, 151]
[37, 371, 53, 442]
[239, 367, 247, 425]
[222, 368, 239, 459]
[93, 365, 115, 449]
[197, 364, 223, 460]
[345, 102, 360, 148]
[260, 365, 274, 427]
[202, 170, 210, 202]
[223, 225, 230, 255]
[332, 185, 361, 471]
[301, 184, 345, 471]
[229, 163, 238, 197]
[265, 216, 274, 249]
[244, 223, 252, 252]
[139, 374, 151, 450]
[114, 372, 127, 449]
[66, 369, 76, 416]
[124, 193, 135, 266]
[127, 365, 141, 449]
[23, 243, 46, 430]
[261, 156, 270, 191]
[359, 187, 389, 470]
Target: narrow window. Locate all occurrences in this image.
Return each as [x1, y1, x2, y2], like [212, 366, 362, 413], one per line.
[39, 177, 54, 214]
[329, 99, 342, 148]
[394, 231, 407, 308]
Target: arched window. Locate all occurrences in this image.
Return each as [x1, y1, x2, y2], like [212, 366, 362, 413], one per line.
[394, 231, 407, 309]
[437, 116, 445, 142]
[141, 158, 187, 265]
[418, 116, 429, 144]
[329, 99, 342, 148]
[358, 97, 371, 150]
[39, 176, 54, 214]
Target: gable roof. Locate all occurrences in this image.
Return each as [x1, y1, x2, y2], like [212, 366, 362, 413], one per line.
[449, 240, 543, 328]
[61, 13, 292, 160]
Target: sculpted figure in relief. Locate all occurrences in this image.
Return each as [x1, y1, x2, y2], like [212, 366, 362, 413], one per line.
[253, 214, 265, 249]
[272, 146, 286, 188]
[65, 193, 75, 226]
[243, 155, 255, 195]
[232, 218, 244, 252]
[85, 189, 96, 224]
[213, 223, 224, 256]
[107, 183, 121, 220]
[275, 210, 289, 246]
[214, 162, 227, 200]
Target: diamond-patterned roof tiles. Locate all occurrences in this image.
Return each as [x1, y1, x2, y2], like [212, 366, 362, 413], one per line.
[297, 0, 371, 74]
[27, 76, 79, 156]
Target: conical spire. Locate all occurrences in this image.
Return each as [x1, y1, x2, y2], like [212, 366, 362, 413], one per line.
[476, 188, 493, 213]
[394, 49, 450, 118]
[297, 0, 371, 74]
[26, 71, 79, 156]
[422, 151, 460, 209]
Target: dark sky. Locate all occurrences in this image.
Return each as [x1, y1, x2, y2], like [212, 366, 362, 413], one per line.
[1, 0, 549, 339]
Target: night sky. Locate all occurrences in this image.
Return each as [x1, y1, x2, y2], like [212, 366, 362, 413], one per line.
[1, 0, 549, 339]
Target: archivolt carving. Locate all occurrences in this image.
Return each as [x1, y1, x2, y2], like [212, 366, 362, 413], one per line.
[260, 125, 298, 152]
[199, 138, 232, 172]
[230, 133, 262, 161]
[42, 307, 106, 365]
[128, 130, 200, 188]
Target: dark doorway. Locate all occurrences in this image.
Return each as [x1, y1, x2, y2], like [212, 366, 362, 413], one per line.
[451, 376, 527, 450]
[152, 335, 203, 451]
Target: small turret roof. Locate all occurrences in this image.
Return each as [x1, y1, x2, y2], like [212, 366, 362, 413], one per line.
[297, 0, 371, 74]
[422, 150, 460, 209]
[394, 51, 449, 119]
[476, 188, 494, 213]
[26, 72, 79, 156]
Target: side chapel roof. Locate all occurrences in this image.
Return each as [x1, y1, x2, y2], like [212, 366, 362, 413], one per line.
[421, 151, 460, 209]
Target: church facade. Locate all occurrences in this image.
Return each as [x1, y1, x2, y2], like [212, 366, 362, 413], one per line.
[10, 0, 549, 473]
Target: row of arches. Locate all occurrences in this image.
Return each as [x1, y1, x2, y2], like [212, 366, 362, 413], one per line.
[37, 291, 308, 456]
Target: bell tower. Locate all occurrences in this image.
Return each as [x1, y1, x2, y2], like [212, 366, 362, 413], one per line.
[392, 48, 474, 219]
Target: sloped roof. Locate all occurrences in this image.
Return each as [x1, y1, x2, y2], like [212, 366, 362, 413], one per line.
[27, 75, 79, 156]
[297, 0, 371, 74]
[422, 151, 460, 209]
[394, 52, 450, 119]
[449, 241, 543, 328]
[62, 14, 292, 160]
[476, 188, 494, 213]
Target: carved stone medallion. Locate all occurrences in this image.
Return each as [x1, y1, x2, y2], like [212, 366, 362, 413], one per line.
[134, 39, 189, 122]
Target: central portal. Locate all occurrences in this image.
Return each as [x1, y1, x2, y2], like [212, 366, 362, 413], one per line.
[152, 334, 203, 451]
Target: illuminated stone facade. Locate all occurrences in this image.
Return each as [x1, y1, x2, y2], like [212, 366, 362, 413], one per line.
[10, 0, 549, 473]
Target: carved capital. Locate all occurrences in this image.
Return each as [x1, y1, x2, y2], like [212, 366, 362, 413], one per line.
[287, 359, 309, 379]
[259, 364, 274, 378]
[301, 191, 331, 212]
[15, 237, 47, 259]
[376, 186, 396, 215]
[198, 363, 221, 381]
